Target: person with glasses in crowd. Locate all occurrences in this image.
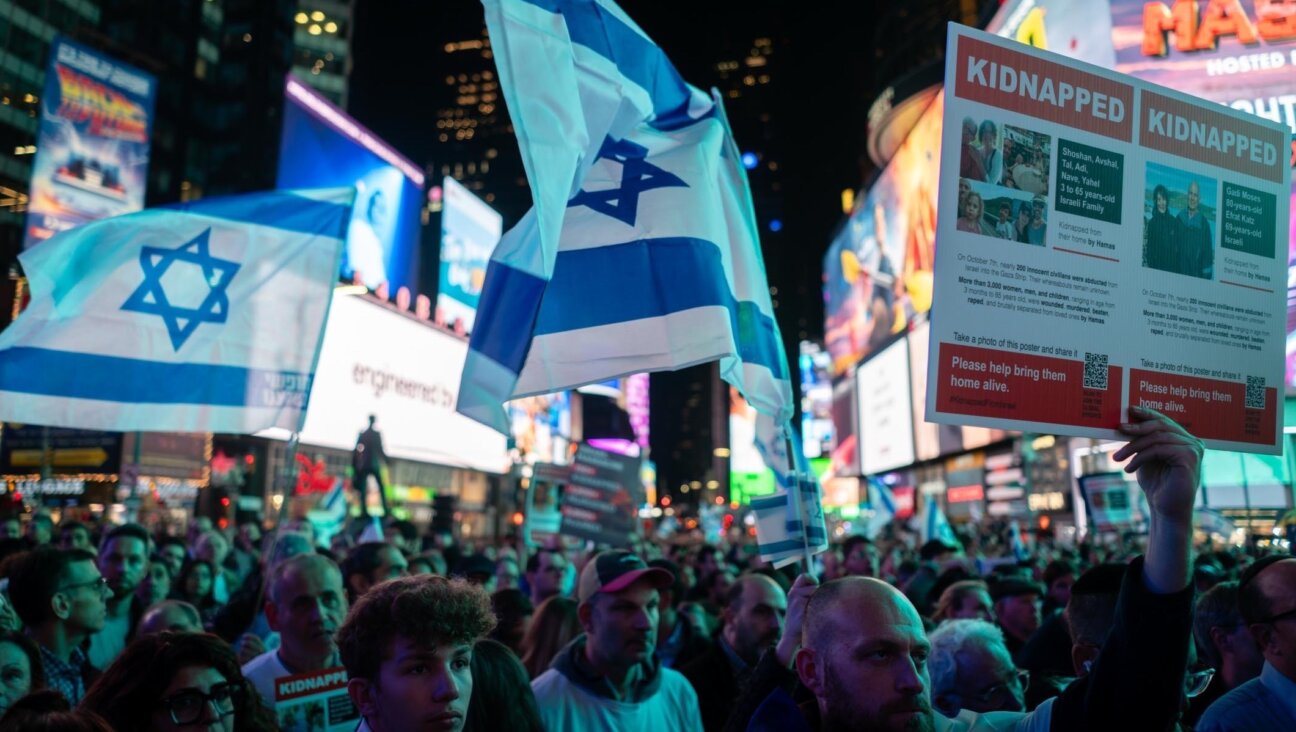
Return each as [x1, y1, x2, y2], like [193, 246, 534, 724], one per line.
[1197, 555, 1296, 732]
[1186, 580, 1264, 727]
[79, 631, 276, 731]
[6, 547, 109, 704]
[928, 619, 1027, 717]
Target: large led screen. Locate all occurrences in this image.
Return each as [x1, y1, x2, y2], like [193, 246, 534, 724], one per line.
[261, 292, 508, 474]
[438, 176, 501, 332]
[823, 94, 943, 377]
[857, 337, 916, 475]
[277, 76, 423, 294]
[799, 341, 834, 459]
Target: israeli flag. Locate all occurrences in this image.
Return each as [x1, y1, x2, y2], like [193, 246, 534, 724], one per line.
[864, 477, 898, 540]
[458, 0, 793, 433]
[921, 494, 959, 548]
[753, 413, 827, 566]
[0, 188, 353, 433]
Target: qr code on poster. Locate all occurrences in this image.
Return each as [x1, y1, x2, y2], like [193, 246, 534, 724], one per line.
[1246, 375, 1265, 409]
[1083, 352, 1108, 390]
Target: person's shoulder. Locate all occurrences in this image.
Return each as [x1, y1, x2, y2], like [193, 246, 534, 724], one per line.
[529, 667, 570, 697]
[240, 649, 282, 678]
[1197, 677, 1272, 728]
[660, 666, 699, 698]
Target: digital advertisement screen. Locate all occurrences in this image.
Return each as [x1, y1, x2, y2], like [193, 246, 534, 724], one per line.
[799, 341, 834, 459]
[507, 392, 572, 466]
[830, 374, 860, 477]
[438, 176, 501, 332]
[24, 37, 156, 249]
[260, 292, 508, 474]
[823, 94, 943, 377]
[277, 76, 423, 294]
[730, 386, 775, 502]
[857, 337, 916, 475]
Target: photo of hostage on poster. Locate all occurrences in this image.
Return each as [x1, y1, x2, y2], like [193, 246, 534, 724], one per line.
[928, 25, 1290, 454]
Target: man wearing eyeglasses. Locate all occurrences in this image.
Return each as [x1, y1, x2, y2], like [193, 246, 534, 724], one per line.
[928, 619, 1026, 717]
[1197, 555, 1296, 732]
[6, 546, 109, 704]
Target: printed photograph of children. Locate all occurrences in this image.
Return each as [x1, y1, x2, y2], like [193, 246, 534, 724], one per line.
[954, 117, 1052, 245]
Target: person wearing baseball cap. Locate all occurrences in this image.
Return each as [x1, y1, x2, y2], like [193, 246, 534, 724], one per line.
[531, 550, 703, 731]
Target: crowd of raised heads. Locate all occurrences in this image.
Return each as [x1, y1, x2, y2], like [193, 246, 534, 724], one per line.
[0, 413, 1292, 731]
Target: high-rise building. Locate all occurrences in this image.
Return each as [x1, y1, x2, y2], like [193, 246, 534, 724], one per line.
[428, 22, 528, 223]
[289, 0, 351, 108]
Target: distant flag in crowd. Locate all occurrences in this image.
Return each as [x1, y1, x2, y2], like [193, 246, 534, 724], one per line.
[1007, 519, 1030, 562]
[921, 494, 958, 548]
[753, 414, 828, 566]
[460, 0, 818, 562]
[358, 515, 385, 544]
[0, 188, 353, 433]
[864, 476, 898, 540]
[307, 479, 348, 547]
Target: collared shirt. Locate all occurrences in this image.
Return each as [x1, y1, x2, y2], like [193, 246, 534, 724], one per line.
[37, 642, 88, 705]
[1197, 662, 1296, 732]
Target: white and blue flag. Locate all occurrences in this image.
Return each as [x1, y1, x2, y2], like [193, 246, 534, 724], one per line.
[752, 413, 828, 566]
[0, 188, 353, 433]
[864, 476, 898, 540]
[459, 0, 793, 434]
[921, 494, 959, 548]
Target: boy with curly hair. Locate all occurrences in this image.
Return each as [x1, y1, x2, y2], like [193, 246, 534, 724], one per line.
[338, 574, 495, 732]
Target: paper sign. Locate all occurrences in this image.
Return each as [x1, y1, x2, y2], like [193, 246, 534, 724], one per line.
[272, 666, 358, 732]
[928, 25, 1291, 454]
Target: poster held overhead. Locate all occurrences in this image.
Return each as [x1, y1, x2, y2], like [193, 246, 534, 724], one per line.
[928, 25, 1290, 454]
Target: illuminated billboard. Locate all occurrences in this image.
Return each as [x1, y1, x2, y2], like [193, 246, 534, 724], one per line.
[799, 341, 834, 459]
[730, 386, 775, 502]
[261, 292, 508, 474]
[857, 337, 915, 475]
[824, 94, 942, 376]
[277, 76, 423, 294]
[507, 392, 572, 465]
[24, 37, 156, 249]
[438, 176, 501, 332]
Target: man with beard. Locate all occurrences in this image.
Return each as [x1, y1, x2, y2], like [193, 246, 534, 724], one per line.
[532, 550, 702, 731]
[735, 406, 1201, 732]
[87, 523, 149, 670]
[242, 553, 349, 707]
[682, 574, 789, 731]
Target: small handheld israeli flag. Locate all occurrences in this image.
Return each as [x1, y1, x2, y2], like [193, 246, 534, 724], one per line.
[0, 188, 353, 433]
[921, 494, 959, 548]
[864, 476, 898, 540]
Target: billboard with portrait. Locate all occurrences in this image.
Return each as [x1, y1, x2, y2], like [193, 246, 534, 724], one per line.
[507, 392, 572, 465]
[24, 37, 156, 249]
[823, 94, 943, 376]
[277, 76, 423, 294]
[438, 176, 501, 332]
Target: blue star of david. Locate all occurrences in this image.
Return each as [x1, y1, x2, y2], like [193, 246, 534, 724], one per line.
[121, 228, 240, 350]
[568, 136, 689, 226]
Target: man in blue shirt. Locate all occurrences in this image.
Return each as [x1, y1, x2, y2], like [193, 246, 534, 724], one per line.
[1197, 555, 1296, 732]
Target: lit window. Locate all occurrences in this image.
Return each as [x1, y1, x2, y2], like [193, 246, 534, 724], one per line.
[324, 21, 337, 33]
[310, 10, 324, 21]
[294, 12, 308, 23]
[308, 24, 321, 35]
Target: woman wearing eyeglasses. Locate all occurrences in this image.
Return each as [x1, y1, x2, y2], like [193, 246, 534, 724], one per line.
[78, 632, 276, 731]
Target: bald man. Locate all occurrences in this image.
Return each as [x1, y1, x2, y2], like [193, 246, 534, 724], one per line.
[137, 600, 203, 636]
[682, 574, 790, 731]
[735, 407, 1204, 732]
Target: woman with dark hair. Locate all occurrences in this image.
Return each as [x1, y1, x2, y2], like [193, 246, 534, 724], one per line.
[1145, 183, 1178, 272]
[137, 555, 174, 608]
[463, 639, 545, 732]
[0, 631, 43, 718]
[177, 559, 221, 627]
[0, 690, 114, 732]
[488, 588, 534, 655]
[519, 596, 580, 679]
[79, 632, 276, 731]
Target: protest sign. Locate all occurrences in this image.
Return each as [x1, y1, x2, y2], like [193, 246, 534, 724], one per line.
[557, 444, 643, 547]
[1078, 473, 1145, 534]
[928, 25, 1291, 454]
[271, 666, 358, 732]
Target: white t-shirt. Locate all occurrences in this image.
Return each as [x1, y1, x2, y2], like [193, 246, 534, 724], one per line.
[242, 649, 291, 708]
[531, 665, 703, 732]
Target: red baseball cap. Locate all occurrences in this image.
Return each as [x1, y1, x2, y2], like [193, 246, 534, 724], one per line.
[577, 550, 674, 603]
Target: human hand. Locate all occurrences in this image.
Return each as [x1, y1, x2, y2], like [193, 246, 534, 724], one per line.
[237, 633, 267, 666]
[776, 573, 819, 667]
[1112, 405, 1202, 525]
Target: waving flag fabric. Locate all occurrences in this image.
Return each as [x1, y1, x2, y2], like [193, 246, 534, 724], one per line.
[864, 476, 898, 540]
[921, 494, 959, 548]
[0, 188, 353, 433]
[458, 0, 792, 434]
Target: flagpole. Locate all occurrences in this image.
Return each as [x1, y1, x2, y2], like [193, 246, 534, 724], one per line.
[783, 425, 814, 575]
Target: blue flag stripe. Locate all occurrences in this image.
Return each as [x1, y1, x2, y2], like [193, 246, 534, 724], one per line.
[0, 347, 311, 406]
[468, 259, 549, 374]
[520, 0, 693, 127]
[534, 237, 785, 377]
[162, 190, 352, 237]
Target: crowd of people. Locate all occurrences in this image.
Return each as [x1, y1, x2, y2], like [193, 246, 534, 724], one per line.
[0, 408, 1291, 731]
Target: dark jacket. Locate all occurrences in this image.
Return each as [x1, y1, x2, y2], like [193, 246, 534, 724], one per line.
[680, 640, 741, 732]
[727, 556, 1194, 732]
